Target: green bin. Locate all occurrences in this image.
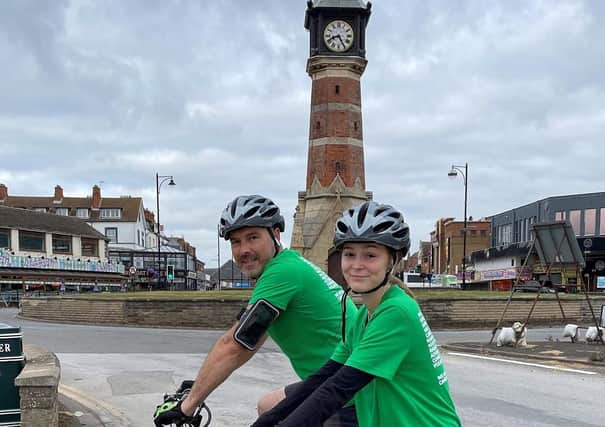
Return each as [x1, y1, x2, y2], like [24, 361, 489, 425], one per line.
[0, 323, 23, 427]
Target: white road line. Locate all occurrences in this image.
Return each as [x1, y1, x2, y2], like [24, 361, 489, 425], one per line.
[447, 352, 598, 375]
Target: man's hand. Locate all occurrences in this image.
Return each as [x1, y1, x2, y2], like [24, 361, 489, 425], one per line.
[153, 399, 192, 426]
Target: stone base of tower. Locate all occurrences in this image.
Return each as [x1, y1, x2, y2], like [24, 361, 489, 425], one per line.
[290, 174, 372, 272]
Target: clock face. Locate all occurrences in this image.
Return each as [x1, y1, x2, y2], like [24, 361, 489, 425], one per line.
[323, 20, 354, 52]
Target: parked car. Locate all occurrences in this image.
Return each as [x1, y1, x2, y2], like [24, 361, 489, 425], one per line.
[514, 280, 555, 293]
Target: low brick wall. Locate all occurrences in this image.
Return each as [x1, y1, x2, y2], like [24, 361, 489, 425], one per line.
[15, 345, 61, 427]
[20, 296, 245, 329]
[20, 297, 126, 325]
[421, 297, 605, 328]
[19, 295, 605, 329]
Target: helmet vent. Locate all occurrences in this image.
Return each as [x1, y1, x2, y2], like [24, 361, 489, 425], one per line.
[374, 221, 394, 233]
[264, 207, 278, 218]
[357, 202, 369, 227]
[244, 206, 260, 218]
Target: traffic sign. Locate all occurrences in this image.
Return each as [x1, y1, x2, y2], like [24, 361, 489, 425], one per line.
[129, 266, 137, 275]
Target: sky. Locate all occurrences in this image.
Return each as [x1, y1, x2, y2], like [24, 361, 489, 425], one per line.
[1, 0, 604, 266]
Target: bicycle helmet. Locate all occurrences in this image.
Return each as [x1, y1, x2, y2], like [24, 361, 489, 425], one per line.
[333, 201, 410, 256]
[219, 195, 285, 240]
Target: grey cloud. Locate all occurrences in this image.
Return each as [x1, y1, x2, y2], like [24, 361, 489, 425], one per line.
[1, 0, 604, 259]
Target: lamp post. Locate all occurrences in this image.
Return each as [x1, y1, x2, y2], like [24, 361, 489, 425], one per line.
[156, 173, 175, 289]
[448, 163, 468, 288]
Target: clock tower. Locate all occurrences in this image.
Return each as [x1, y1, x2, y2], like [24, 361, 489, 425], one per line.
[290, 0, 373, 276]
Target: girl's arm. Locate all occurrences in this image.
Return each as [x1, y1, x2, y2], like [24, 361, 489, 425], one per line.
[276, 365, 374, 427]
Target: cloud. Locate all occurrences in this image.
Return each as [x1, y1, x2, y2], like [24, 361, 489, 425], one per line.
[1, 0, 604, 262]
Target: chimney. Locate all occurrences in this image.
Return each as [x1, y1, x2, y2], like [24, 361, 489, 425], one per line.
[53, 185, 64, 203]
[0, 184, 7, 202]
[92, 185, 101, 209]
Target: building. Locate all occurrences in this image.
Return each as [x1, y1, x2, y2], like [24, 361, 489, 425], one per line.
[108, 246, 199, 290]
[0, 184, 155, 251]
[430, 217, 492, 280]
[205, 259, 250, 290]
[290, 1, 373, 275]
[418, 241, 432, 274]
[0, 184, 206, 288]
[482, 192, 605, 292]
[0, 206, 124, 292]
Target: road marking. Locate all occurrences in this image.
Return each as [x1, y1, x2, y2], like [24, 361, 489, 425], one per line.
[447, 352, 598, 375]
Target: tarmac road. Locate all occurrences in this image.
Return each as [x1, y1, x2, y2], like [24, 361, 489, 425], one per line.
[1, 308, 603, 426]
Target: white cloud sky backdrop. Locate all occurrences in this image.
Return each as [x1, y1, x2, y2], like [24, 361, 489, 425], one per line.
[1, 0, 604, 265]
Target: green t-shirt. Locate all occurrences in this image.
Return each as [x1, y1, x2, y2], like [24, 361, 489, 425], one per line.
[249, 249, 358, 380]
[332, 286, 461, 427]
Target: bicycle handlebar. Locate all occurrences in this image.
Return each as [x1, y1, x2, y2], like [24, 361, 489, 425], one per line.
[155, 383, 212, 427]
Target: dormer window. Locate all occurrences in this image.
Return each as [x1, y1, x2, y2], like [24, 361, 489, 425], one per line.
[33, 208, 47, 213]
[55, 208, 69, 216]
[76, 208, 89, 219]
[100, 208, 121, 219]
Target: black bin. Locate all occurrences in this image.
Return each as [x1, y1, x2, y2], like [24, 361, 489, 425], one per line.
[0, 323, 24, 427]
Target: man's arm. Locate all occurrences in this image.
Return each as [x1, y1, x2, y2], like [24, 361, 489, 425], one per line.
[180, 322, 267, 416]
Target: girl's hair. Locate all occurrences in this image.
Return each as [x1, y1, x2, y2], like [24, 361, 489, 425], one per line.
[389, 273, 415, 299]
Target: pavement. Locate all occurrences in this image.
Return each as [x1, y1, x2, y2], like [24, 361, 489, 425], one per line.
[442, 340, 605, 369]
[57, 352, 298, 427]
[57, 340, 605, 427]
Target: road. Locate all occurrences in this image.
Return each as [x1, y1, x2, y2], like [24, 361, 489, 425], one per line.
[1, 308, 602, 426]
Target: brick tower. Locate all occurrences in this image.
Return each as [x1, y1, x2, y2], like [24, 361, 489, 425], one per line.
[290, 0, 372, 275]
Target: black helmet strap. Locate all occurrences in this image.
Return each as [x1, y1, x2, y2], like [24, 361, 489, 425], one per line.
[267, 227, 281, 258]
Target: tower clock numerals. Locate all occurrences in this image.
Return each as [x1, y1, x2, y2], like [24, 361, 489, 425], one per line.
[323, 20, 354, 52]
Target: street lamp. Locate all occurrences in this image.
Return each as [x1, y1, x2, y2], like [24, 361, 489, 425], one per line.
[156, 173, 175, 289]
[448, 163, 468, 288]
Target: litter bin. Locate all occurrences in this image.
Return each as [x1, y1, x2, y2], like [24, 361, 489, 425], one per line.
[0, 323, 24, 426]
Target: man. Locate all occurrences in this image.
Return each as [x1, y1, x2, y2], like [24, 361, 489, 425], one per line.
[153, 194, 358, 426]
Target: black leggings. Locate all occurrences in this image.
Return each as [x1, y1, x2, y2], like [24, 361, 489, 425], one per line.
[284, 382, 358, 427]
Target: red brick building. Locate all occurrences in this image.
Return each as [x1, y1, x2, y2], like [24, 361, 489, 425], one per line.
[431, 218, 492, 278]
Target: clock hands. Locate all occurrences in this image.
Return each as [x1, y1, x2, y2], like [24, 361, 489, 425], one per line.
[327, 34, 347, 50]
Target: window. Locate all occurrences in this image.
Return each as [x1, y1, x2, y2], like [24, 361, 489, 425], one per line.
[470, 229, 477, 236]
[584, 209, 596, 236]
[100, 208, 121, 219]
[76, 208, 89, 218]
[601, 209, 605, 236]
[0, 228, 10, 248]
[501, 224, 512, 244]
[105, 228, 118, 243]
[33, 208, 47, 213]
[19, 231, 45, 252]
[555, 211, 565, 221]
[55, 208, 69, 216]
[480, 230, 487, 237]
[81, 238, 98, 256]
[52, 234, 72, 254]
[569, 210, 581, 235]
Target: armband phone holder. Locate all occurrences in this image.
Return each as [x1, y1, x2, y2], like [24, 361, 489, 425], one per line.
[233, 299, 280, 350]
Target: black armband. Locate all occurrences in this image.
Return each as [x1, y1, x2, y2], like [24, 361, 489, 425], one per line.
[233, 299, 280, 350]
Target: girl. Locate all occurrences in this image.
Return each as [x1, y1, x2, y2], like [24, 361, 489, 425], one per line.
[252, 201, 461, 427]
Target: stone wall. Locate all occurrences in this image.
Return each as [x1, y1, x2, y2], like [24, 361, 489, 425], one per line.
[19, 295, 605, 329]
[20, 297, 126, 324]
[421, 297, 605, 328]
[15, 345, 60, 427]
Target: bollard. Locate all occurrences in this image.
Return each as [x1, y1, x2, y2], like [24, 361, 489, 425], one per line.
[0, 323, 24, 427]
